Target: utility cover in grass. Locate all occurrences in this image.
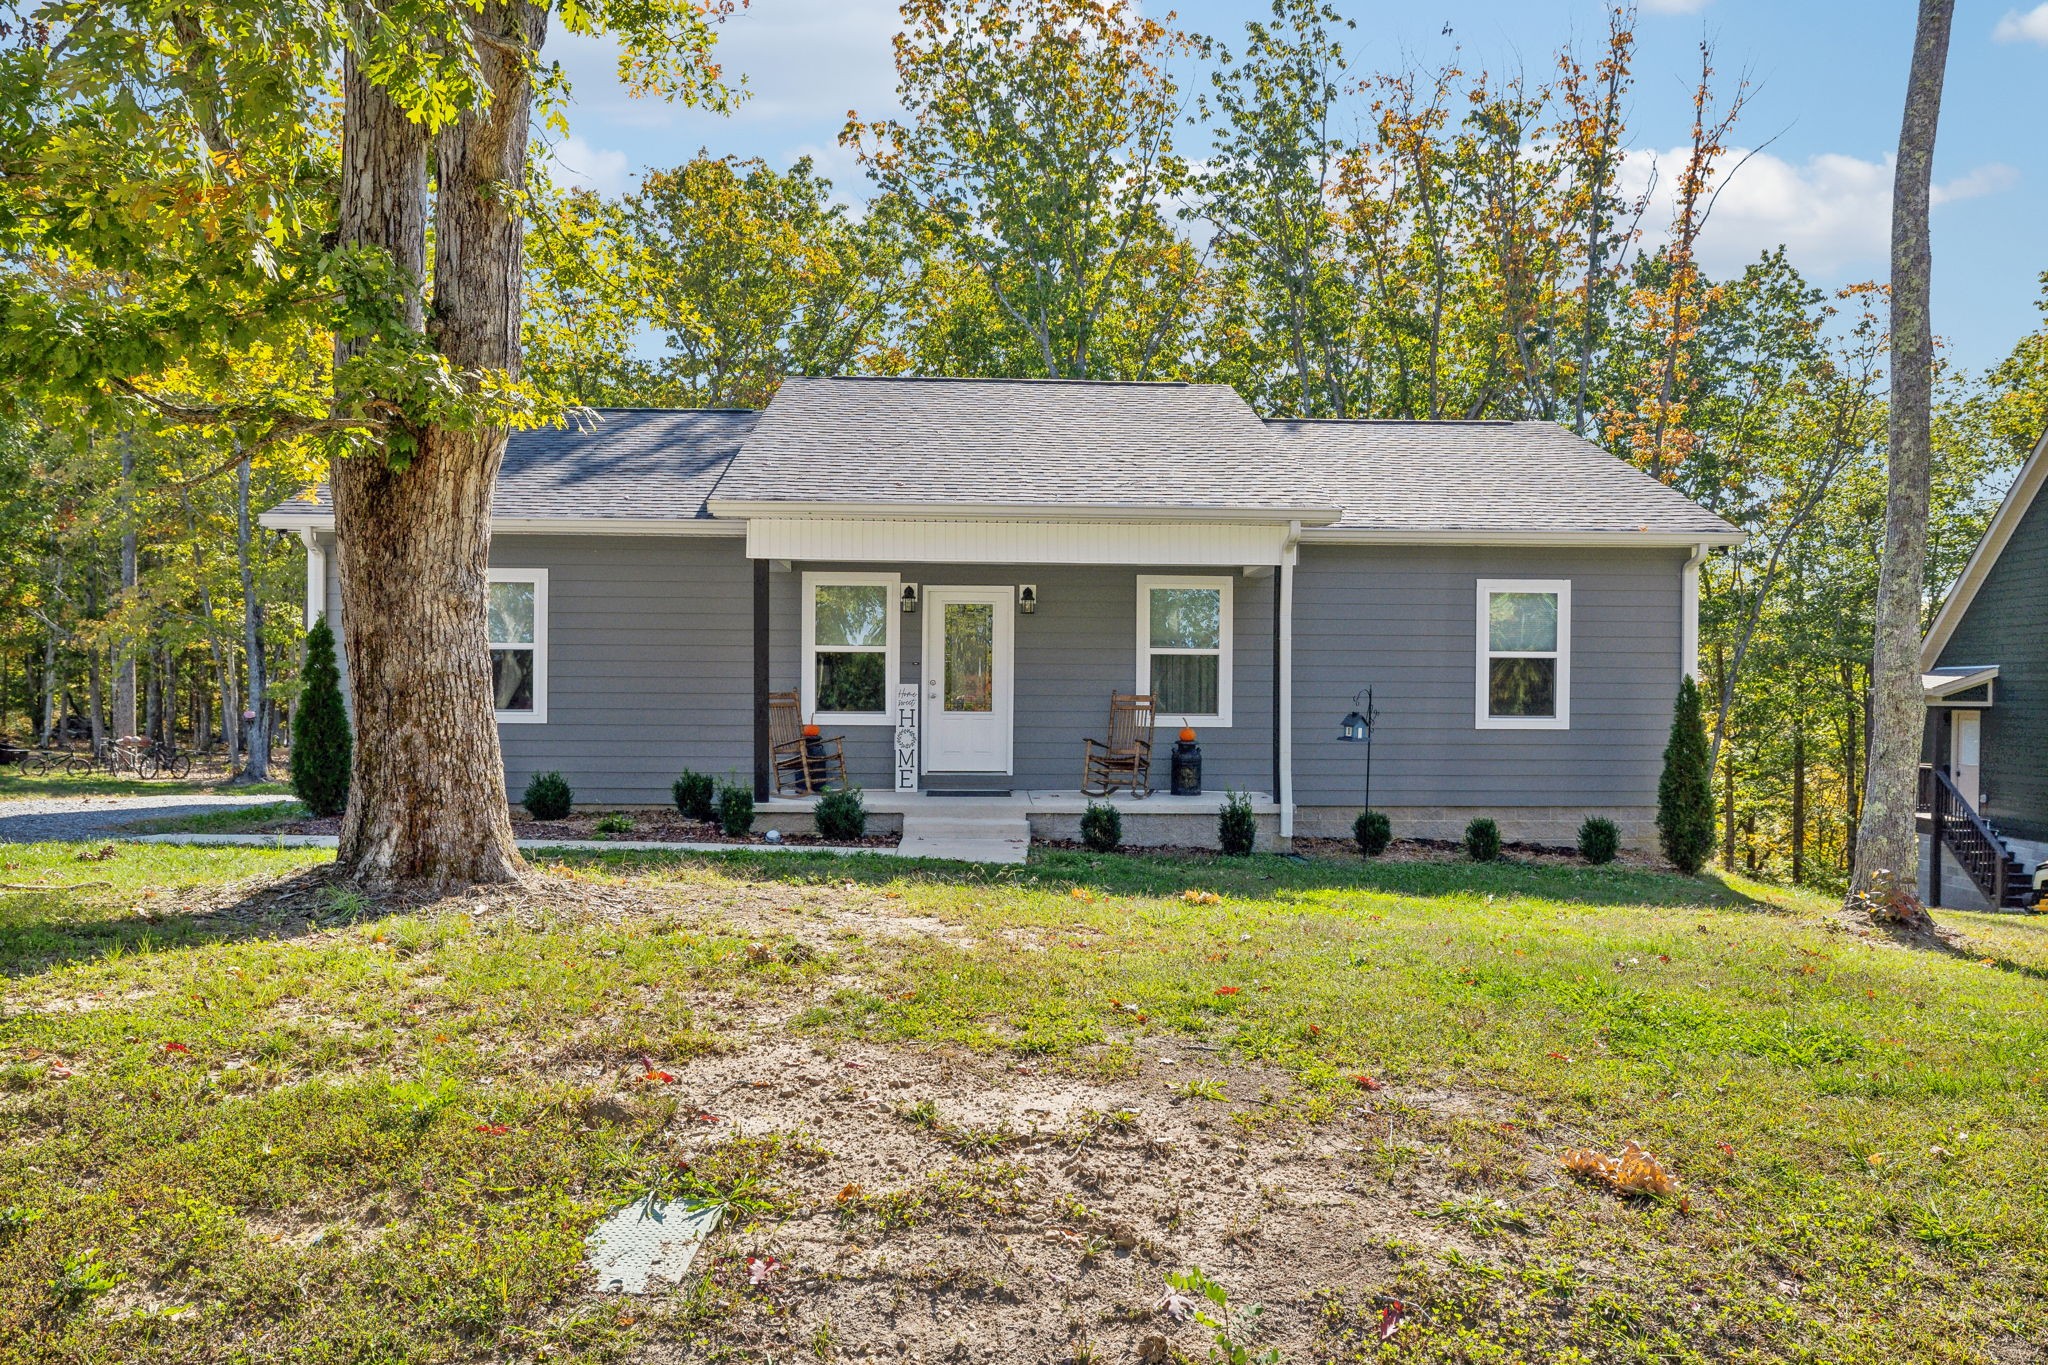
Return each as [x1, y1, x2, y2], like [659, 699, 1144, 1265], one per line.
[586, 1196, 722, 1294]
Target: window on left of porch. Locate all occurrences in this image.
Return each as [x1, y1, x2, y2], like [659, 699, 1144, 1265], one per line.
[487, 569, 548, 723]
[804, 573, 899, 724]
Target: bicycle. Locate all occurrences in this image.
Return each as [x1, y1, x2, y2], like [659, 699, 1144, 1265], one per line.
[64, 738, 157, 780]
[144, 740, 193, 781]
[14, 751, 58, 777]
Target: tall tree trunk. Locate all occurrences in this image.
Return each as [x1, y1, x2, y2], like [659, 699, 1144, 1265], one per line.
[114, 433, 139, 739]
[328, 4, 537, 887]
[235, 454, 272, 782]
[1850, 0, 1953, 909]
[1792, 725, 1807, 885]
[39, 629, 57, 747]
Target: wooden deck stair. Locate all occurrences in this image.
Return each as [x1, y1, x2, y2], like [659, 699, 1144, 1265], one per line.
[1919, 765, 2036, 911]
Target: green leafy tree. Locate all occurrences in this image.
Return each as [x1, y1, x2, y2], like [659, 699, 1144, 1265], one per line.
[1658, 676, 1716, 875]
[291, 616, 351, 818]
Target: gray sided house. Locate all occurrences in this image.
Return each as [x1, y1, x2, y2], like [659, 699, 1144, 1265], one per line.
[1918, 430, 2048, 909]
[263, 377, 1743, 848]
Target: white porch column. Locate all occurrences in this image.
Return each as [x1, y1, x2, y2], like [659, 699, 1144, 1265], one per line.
[301, 528, 327, 628]
[1681, 542, 1707, 683]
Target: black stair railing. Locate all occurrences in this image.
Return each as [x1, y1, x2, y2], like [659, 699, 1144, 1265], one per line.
[1925, 764, 2009, 908]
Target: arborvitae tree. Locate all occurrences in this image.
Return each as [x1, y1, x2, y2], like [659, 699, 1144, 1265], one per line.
[291, 615, 351, 818]
[1658, 675, 1716, 875]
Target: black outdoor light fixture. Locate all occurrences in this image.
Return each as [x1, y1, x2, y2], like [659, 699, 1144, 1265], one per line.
[1337, 686, 1381, 811]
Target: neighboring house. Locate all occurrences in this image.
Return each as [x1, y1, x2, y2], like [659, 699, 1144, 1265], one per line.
[1918, 429, 2048, 910]
[262, 376, 1743, 848]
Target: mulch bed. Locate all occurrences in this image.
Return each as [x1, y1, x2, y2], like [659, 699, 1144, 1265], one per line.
[270, 812, 898, 849]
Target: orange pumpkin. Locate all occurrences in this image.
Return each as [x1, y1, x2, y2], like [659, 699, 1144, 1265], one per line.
[803, 723, 822, 739]
[1179, 727, 1197, 743]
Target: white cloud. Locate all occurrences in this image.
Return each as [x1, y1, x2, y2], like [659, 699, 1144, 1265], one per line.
[546, 134, 631, 195]
[1620, 147, 2020, 279]
[1993, 4, 2048, 44]
[1641, 0, 1714, 13]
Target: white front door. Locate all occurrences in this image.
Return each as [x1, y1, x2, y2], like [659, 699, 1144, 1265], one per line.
[1951, 709, 1982, 807]
[922, 587, 1014, 774]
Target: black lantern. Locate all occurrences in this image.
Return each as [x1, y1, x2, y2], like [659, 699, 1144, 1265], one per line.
[1337, 687, 1380, 811]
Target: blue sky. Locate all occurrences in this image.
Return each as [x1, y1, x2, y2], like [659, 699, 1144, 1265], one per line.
[544, 0, 2046, 374]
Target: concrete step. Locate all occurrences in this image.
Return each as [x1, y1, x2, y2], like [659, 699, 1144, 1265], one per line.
[898, 812, 1031, 865]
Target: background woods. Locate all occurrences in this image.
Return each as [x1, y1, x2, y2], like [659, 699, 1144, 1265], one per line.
[2, 0, 2038, 889]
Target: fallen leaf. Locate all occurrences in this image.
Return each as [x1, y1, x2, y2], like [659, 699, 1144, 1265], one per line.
[1214, 986, 1241, 997]
[473, 1124, 509, 1136]
[1353, 1074, 1384, 1091]
[746, 1255, 779, 1287]
[1153, 1286, 1198, 1322]
[163, 1042, 191, 1054]
[835, 1183, 862, 1204]
[1378, 1299, 1406, 1341]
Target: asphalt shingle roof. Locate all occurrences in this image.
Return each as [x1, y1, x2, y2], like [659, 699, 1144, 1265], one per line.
[264, 386, 1739, 542]
[707, 376, 1335, 516]
[1264, 418, 1743, 537]
[264, 408, 758, 522]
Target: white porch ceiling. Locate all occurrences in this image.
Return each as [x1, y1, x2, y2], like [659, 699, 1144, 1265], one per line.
[743, 517, 1294, 566]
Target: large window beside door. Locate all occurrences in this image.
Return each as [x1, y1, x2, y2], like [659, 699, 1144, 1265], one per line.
[802, 572, 899, 724]
[487, 569, 548, 723]
[1476, 578, 1570, 729]
[1136, 575, 1232, 727]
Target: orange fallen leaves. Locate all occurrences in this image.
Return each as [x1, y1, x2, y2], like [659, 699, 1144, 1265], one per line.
[1562, 1140, 1681, 1201]
[1181, 890, 1221, 905]
[1213, 986, 1241, 996]
[1352, 1074, 1384, 1091]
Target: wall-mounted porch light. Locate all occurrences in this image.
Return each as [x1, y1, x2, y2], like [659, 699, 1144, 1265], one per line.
[1017, 584, 1038, 614]
[900, 583, 920, 613]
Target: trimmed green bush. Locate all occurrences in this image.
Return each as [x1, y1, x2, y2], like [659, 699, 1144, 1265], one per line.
[1657, 676, 1716, 875]
[815, 787, 867, 841]
[717, 782, 755, 837]
[288, 618, 352, 822]
[523, 771, 573, 821]
[1218, 790, 1257, 856]
[1578, 816, 1620, 865]
[1354, 809, 1392, 857]
[1080, 800, 1122, 853]
[1463, 816, 1502, 862]
[672, 770, 717, 821]
[289, 615, 351, 818]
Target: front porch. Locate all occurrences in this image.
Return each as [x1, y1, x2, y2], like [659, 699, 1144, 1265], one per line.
[760, 788, 1283, 860]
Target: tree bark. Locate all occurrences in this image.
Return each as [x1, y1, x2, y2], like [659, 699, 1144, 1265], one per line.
[327, 3, 540, 887]
[234, 454, 272, 782]
[1849, 0, 1953, 907]
[114, 433, 139, 740]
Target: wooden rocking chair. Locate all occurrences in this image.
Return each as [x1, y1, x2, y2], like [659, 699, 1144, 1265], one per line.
[769, 691, 848, 796]
[1080, 692, 1156, 798]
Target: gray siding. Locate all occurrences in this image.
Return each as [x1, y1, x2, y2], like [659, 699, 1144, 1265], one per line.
[1934, 487, 2048, 843]
[1292, 544, 1687, 808]
[773, 563, 1277, 793]
[321, 531, 755, 804]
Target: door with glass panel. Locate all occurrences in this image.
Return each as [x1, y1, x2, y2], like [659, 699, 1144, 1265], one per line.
[921, 587, 1014, 773]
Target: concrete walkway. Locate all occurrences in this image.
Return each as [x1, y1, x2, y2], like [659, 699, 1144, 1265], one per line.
[896, 812, 1031, 865]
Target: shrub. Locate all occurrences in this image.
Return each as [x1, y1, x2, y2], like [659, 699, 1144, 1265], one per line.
[1080, 800, 1122, 852]
[815, 787, 867, 841]
[1218, 790, 1257, 856]
[289, 615, 352, 818]
[672, 770, 717, 821]
[1354, 809, 1392, 857]
[1463, 817, 1502, 862]
[593, 813, 634, 836]
[1577, 816, 1620, 865]
[717, 782, 756, 837]
[1657, 676, 1716, 875]
[523, 771, 573, 821]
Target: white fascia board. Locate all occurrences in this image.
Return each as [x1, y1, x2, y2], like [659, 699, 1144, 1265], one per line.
[1921, 666, 1999, 697]
[1299, 527, 1748, 548]
[707, 498, 1344, 526]
[1921, 429, 2048, 670]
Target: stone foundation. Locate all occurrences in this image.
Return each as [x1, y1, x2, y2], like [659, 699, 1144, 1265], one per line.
[1293, 805, 1659, 851]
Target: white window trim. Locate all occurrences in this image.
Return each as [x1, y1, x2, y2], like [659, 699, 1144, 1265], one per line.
[488, 568, 548, 725]
[801, 571, 901, 727]
[1136, 574, 1234, 729]
[1476, 578, 1570, 730]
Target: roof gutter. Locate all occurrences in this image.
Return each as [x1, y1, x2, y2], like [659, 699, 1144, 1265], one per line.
[1299, 527, 1747, 548]
[258, 512, 745, 537]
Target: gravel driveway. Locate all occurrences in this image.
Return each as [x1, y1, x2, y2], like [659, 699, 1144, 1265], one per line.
[0, 793, 290, 843]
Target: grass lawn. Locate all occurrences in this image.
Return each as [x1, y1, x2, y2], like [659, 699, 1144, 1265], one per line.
[0, 770, 296, 802]
[0, 843, 2043, 1363]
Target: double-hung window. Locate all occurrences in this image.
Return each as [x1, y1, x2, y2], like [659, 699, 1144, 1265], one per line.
[1476, 579, 1569, 729]
[487, 569, 548, 723]
[1137, 576, 1233, 727]
[802, 572, 899, 724]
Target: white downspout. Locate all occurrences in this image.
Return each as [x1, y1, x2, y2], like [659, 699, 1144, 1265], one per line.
[301, 528, 327, 629]
[1278, 522, 1299, 840]
[1681, 542, 1708, 683]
